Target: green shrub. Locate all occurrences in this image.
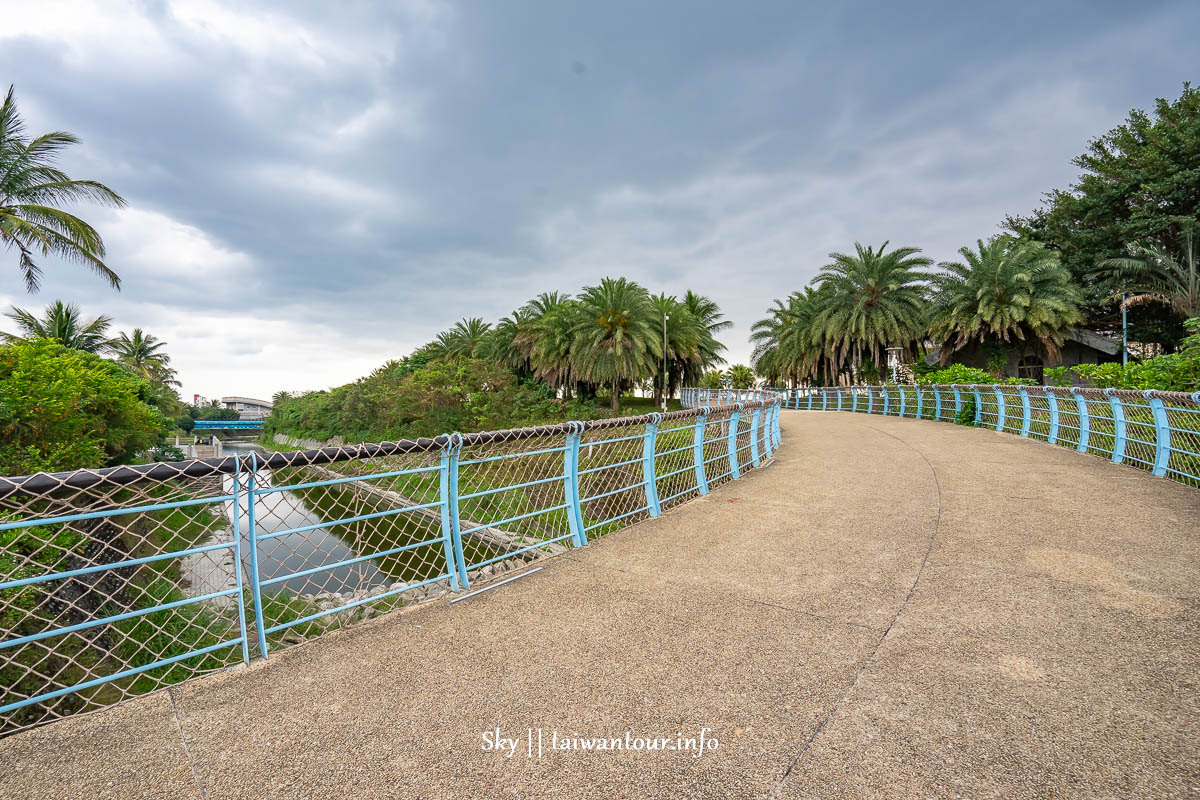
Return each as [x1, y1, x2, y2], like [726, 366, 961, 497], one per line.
[0, 339, 167, 474]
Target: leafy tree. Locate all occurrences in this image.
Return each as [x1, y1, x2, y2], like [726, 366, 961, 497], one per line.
[1005, 83, 1199, 345]
[2, 300, 113, 352]
[111, 328, 179, 388]
[726, 364, 756, 389]
[930, 236, 1084, 364]
[0, 85, 126, 292]
[1094, 229, 1200, 320]
[698, 370, 724, 389]
[0, 339, 166, 473]
[571, 277, 660, 412]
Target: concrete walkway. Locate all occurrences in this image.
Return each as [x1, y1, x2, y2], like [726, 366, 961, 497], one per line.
[2, 412, 1197, 799]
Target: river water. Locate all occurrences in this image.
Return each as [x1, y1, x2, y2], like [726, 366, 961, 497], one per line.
[221, 442, 386, 596]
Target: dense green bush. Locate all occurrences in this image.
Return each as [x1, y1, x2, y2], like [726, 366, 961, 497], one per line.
[914, 363, 1034, 386]
[1045, 318, 1199, 391]
[265, 358, 603, 443]
[0, 339, 167, 474]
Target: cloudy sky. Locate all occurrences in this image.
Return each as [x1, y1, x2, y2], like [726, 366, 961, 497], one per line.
[1, 0, 1195, 401]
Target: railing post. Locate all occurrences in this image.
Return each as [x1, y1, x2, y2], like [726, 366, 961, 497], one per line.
[1018, 387, 1032, 437]
[1047, 390, 1060, 444]
[1147, 391, 1171, 477]
[882, 386, 890, 415]
[807, 388, 814, 410]
[438, 442, 464, 589]
[693, 409, 710, 494]
[899, 386, 906, 417]
[821, 388, 828, 411]
[750, 408, 762, 467]
[761, 406, 774, 458]
[230, 455, 250, 666]
[851, 387, 859, 413]
[773, 402, 782, 449]
[914, 386, 923, 419]
[972, 385, 983, 426]
[440, 433, 469, 589]
[867, 386, 875, 414]
[1073, 389, 1090, 452]
[994, 387, 1006, 431]
[245, 452, 269, 659]
[933, 387, 942, 421]
[952, 385, 962, 418]
[642, 413, 662, 517]
[835, 388, 843, 412]
[728, 406, 742, 479]
[1107, 390, 1127, 464]
[563, 422, 587, 546]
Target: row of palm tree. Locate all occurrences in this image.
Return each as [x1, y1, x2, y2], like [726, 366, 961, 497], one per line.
[752, 237, 1085, 385]
[416, 277, 730, 411]
[1, 301, 180, 390]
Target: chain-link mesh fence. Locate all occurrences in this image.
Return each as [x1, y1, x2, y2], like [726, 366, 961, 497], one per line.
[758, 383, 1200, 488]
[1, 398, 782, 736]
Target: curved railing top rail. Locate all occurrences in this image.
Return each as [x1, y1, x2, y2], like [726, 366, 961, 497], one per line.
[0, 398, 781, 499]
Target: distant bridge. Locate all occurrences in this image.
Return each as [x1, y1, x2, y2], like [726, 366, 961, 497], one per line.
[193, 419, 263, 430]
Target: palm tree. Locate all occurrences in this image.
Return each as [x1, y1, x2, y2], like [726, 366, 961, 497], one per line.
[751, 288, 832, 386]
[648, 293, 701, 405]
[571, 277, 660, 412]
[681, 290, 730, 382]
[428, 317, 492, 360]
[1, 85, 126, 292]
[112, 328, 179, 387]
[528, 295, 579, 396]
[811, 242, 932, 375]
[2, 300, 113, 352]
[1095, 229, 1200, 320]
[931, 236, 1084, 364]
[726, 364, 756, 390]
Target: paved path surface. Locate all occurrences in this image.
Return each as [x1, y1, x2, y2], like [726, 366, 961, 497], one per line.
[2, 412, 1197, 799]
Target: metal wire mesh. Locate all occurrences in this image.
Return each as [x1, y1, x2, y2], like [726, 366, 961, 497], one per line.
[1, 399, 785, 736]
[0, 462, 247, 735]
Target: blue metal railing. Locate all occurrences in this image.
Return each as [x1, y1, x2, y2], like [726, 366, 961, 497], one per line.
[194, 419, 263, 429]
[714, 383, 1200, 488]
[0, 397, 781, 734]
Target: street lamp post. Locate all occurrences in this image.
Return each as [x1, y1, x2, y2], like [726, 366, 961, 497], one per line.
[885, 346, 903, 384]
[1122, 292, 1128, 366]
[662, 313, 669, 413]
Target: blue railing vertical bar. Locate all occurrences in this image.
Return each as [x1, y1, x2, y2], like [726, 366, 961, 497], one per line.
[750, 409, 762, 467]
[1108, 390, 1127, 464]
[693, 410, 710, 495]
[246, 452, 269, 659]
[1019, 388, 1032, 437]
[643, 414, 662, 517]
[1047, 390, 1061, 444]
[1073, 389, 1091, 453]
[728, 407, 742, 479]
[231, 456, 251, 666]
[563, 423, 587, 547]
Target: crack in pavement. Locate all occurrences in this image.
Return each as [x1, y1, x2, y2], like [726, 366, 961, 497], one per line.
[767, 423, 946, 798]
[167, 686, 209, 800]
